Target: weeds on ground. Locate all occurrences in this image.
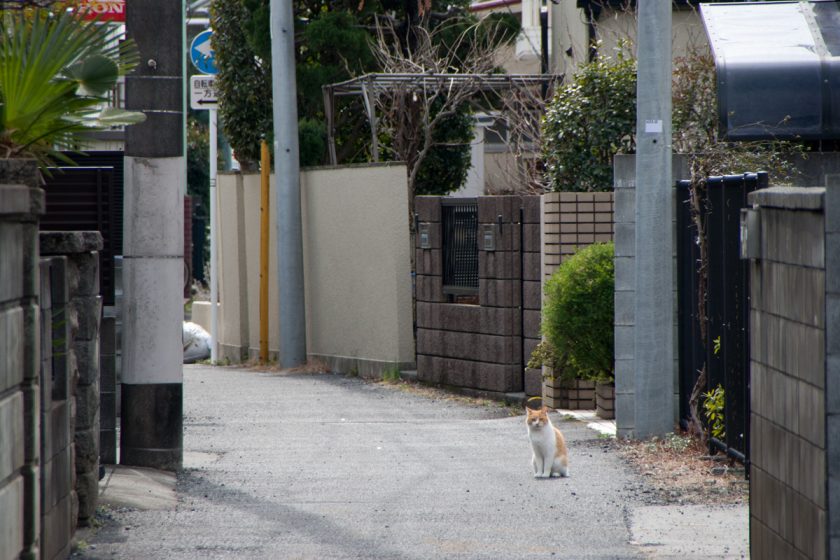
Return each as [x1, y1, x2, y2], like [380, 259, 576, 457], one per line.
[617, 431, 748, 506]
[381, 366, 401, 383]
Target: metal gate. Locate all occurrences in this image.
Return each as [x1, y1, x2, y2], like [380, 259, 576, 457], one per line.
[677, 172, 767, 467]
[41, 162, 120, 306]
[441, 199, 479, 296]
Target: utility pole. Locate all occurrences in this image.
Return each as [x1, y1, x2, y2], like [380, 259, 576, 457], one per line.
[270, 0, 306, 367]
[121, 0, 185, 470]
[633, 1, 673, 439]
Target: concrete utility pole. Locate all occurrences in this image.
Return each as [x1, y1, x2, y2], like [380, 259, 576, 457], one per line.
[121, 0, 185, 470]
[270, 0, 307, 367]
[633, 2, 673, 439]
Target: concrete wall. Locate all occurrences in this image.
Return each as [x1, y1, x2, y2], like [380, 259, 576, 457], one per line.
[613, 154, 688, 438]
[216, 163, 414, 376]
[415, 195, 541, 396]
[0, 161, 43, 560]
[746, 187, 829, 559]
[301, 165, 415, 376]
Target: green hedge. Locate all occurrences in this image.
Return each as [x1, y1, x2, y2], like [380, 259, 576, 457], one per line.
[541, 49, 636, 192]
[542, 242, 615, 381]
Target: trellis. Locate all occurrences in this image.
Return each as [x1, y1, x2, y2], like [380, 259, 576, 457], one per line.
[322, 72, 560, 165]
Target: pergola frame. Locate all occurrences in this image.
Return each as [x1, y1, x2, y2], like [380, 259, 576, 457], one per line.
[322, 72, 561, 165]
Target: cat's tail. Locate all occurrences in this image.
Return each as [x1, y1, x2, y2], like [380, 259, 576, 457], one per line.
[552, 458, 569, 478]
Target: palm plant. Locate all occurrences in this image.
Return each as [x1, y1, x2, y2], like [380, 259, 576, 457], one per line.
[0, 8, 145, 168]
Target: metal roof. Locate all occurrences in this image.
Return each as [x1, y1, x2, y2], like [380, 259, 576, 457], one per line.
[701, 1, 840, 140]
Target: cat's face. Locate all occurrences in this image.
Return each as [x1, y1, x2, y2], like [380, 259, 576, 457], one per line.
[526, 406, 549, 429]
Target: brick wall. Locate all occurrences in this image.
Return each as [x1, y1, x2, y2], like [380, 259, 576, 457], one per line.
[747, 187, 828, 559]
[415, 195, 541, 396]
[0, 160, 44, 559]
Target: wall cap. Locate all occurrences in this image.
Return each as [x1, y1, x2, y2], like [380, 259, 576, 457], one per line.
[748, 186, 825, 211]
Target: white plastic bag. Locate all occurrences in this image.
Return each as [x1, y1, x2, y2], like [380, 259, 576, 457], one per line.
[183, 321, 211, 363]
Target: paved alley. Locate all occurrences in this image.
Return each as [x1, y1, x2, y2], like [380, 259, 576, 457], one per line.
[75, 365, 747, 559]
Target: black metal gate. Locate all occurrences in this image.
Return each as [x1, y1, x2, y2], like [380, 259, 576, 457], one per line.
[676, 172, 767, 467]
[441, 199, 479, 296]
[41, 156, 122, 306]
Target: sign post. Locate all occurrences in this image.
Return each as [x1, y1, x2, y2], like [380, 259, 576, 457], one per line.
[190, 31, 220, 362]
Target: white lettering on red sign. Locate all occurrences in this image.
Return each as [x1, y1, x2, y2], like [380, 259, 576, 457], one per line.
[81, 0, 126, 22]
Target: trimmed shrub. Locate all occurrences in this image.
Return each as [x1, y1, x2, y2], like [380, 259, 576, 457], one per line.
[541, 49, 636, 192]
[542, 242, 614, 381]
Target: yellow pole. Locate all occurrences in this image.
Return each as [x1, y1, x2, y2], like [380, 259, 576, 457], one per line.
[259, 140, 270, 362]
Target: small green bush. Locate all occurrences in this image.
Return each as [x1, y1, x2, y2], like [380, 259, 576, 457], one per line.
[542, 242, 615, 382]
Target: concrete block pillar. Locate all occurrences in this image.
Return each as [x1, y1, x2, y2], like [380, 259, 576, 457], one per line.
[121, 0, 184, 470]
[40, 231, 104, 527]
[0, 159, 44, 560]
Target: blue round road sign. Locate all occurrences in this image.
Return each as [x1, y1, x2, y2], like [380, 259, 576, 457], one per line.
[190, 30, 218, 75]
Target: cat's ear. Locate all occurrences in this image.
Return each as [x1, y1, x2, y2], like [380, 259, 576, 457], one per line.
[541, 405, 554, 413]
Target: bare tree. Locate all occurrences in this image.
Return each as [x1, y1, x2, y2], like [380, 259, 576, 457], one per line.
[485, 82, 555, 193]
[369, 15, 515, 198]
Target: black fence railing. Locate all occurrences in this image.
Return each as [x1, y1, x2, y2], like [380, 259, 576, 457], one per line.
[42, 151, 124, 307]
[442, 199, 479, 295]
[676, 172, 767, 471]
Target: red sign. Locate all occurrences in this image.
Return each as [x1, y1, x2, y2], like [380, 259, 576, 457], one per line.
[80, 0, 125, 22]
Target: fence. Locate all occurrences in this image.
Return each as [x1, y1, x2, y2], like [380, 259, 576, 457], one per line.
[441, 199, 479, 296]
[676, 172, 766, 466]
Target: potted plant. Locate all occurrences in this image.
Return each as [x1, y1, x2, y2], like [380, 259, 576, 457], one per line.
[0, 8, 144, 171]
[541, 242, 615, 417]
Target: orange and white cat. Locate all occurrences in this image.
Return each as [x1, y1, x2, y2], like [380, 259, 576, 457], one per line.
[526, 406, 569, 478]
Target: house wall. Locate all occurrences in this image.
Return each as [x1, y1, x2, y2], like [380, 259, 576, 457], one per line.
[415, 195, 541, 396]
[746, 187, 828, 560]
[215, 163, 414, 376]
[551, 1, 710, 79]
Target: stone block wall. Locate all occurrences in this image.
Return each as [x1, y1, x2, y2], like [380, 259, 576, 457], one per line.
[613, 155, 687, 438]
[415, 195, 541, 396]
[0, 160, 44, 559]
[39, 256, 74, 560]
[41, 231, 103, 527]
[100, 316, 117, 465]
[747, 187, 828, 560]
